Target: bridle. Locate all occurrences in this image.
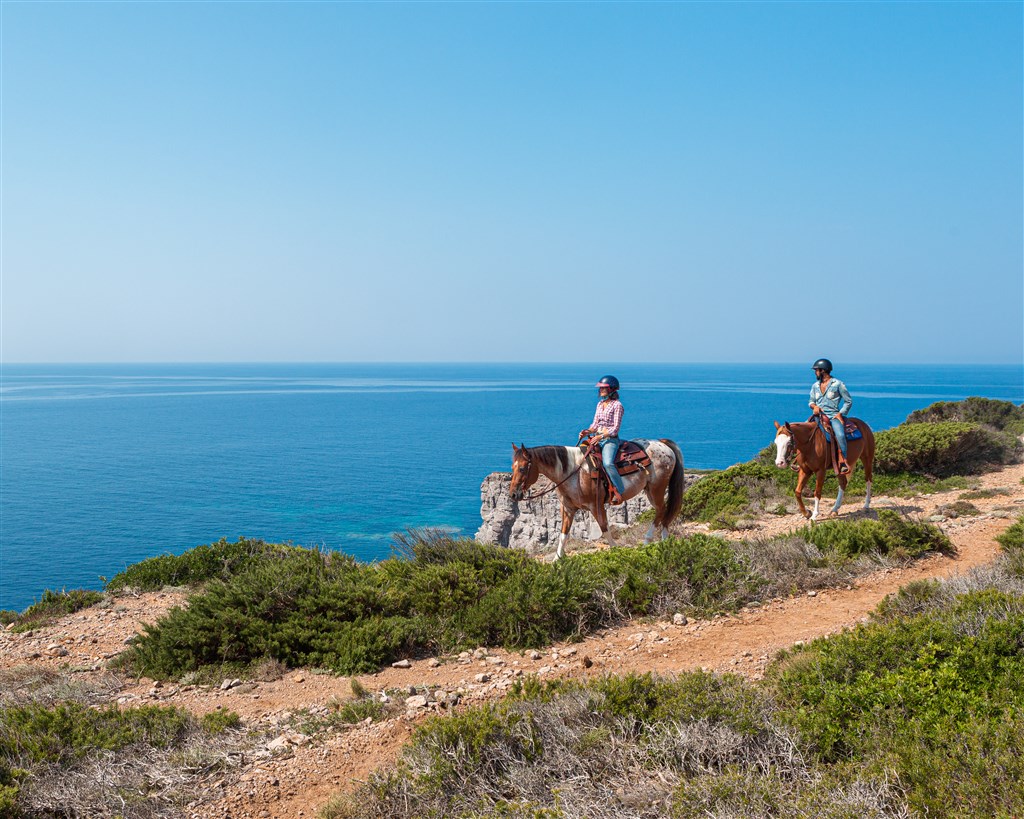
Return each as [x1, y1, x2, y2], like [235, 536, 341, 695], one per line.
[512, 446, 586, 501]
[780, 417, 826, 472]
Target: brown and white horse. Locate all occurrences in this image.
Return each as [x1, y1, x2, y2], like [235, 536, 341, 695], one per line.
[509, 439, 685, 559]
[772, 419, 875, 520]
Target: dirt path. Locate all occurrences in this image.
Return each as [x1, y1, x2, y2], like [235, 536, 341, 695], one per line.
[2, 464, 1022, 819]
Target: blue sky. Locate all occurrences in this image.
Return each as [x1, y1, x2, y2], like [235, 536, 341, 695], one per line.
[2, 1, 1021, 364]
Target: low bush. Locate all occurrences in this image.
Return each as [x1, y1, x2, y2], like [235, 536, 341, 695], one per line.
[802, 509, 952, 560]
[105, 537, 293, 592]
[323, 671, 796, 819]
[200, 709, 241, 735]
[7, 589, 104, 632]
[996, 514, 1024, 554]
[907, 396, 1024, 435]
[679, 463, 794, 526]
[767, 588, 1024, 816]
[123, 534, 756, 679]
[874, 421, 1015, 477]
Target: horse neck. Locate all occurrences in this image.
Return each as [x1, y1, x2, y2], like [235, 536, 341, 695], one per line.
[792, 422, 825, 464]
[530, 446, 580, 483]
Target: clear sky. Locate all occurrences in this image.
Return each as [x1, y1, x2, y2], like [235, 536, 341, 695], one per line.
[2, 1, 1021, 364]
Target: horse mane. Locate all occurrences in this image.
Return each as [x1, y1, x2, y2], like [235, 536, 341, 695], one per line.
[529, 445, 575, 473]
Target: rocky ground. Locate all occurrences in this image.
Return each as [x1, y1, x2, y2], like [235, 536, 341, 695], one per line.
[2, 463, 1023, 819]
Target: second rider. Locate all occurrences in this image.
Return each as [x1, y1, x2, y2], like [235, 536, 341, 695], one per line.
[581, 375, 626, 504]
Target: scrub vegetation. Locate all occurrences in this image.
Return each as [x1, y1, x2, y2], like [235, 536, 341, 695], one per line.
[323, 515, 1024, 819]
[0, 669, 247, 818]
[116, 513, 949, 681]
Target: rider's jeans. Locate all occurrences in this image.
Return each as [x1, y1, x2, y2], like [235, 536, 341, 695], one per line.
[600, 437, 626, 495]
[829, 416, 848, 459]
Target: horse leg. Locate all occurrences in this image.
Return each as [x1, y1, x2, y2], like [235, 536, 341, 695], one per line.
[863, 451, 874, 512]
[811, 470, 826, 521]
[794, 470, 811, 519]
[643, 482, 664, 543]
[556, 503, 577, 560]
[830, 474, 847, 516]
[592, 502, 614, 546]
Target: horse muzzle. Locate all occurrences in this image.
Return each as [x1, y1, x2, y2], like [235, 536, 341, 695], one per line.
[510, 487, 524, 502]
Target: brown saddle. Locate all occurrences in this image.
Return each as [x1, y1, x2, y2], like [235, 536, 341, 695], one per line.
[581, 438, 652, 477]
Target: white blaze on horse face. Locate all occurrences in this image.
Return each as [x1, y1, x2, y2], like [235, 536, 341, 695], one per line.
[774, 433, 790, 468]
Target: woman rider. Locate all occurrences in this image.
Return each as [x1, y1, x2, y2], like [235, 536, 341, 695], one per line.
[809, 358, 853, 474]
[580, 375, 626, 504]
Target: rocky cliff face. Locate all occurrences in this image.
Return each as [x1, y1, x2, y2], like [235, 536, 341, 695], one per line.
[476, 471, 701, 554]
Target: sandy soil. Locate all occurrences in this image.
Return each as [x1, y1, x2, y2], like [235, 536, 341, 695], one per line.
[2, 463, 1022, 818]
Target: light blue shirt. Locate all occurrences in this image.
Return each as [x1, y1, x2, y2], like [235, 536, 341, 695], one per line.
[810, 377, 852, 418]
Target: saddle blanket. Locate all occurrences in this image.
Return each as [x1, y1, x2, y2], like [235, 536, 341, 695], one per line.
[818, 418, 863, 443]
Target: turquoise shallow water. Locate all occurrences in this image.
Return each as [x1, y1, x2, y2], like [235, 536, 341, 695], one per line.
[1, 362, 1021, 611]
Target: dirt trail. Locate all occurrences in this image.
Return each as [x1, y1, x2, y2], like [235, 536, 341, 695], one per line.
[2, 464, 1022, 819]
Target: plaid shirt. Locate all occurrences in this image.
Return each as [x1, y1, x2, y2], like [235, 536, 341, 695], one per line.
[591, 399, 624, 437]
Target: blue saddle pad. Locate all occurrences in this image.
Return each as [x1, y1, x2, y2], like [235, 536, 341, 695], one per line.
[818, 418, 863, 443]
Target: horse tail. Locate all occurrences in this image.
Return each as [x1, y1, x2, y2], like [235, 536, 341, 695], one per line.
[660, 438, 686, 526]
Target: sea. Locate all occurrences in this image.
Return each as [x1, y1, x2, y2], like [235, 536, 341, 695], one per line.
[1, 363, 1021, 612]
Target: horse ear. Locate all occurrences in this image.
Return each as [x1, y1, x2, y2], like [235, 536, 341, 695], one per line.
[774, 421, 781, 431]
[784, 422, 793, 433]
[512, 443, 519, 453]
[520, 442, 526, 451]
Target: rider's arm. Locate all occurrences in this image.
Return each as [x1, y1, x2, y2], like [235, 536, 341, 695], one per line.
[809, 384, 819, 411]
[837, 381, 853, 418]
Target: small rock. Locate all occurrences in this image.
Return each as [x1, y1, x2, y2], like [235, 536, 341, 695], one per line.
[392, 659, 412, 669]
[528, 650, 542, 660]
[292, 674, 305, 683]
[405, 695, 429, 710]
[426, 658, 441, 668]
[474, 673, 491, 683]
[672, 613, 688, 626]
[807, 590, 818, 597]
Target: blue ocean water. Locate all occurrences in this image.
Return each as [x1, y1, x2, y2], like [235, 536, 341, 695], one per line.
[1, 363, 1021, 612]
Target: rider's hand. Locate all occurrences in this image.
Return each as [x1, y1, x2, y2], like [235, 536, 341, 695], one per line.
[811, 405, 820, 415]
[836, 414, 844, 423]
[580, 428, 591, 438]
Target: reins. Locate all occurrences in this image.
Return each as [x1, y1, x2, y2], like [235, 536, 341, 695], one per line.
[516, 451, 586, 501]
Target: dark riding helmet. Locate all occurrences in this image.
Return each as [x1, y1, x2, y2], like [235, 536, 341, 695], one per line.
[595, 375, 620, 391]
[811, 358, 833, 374]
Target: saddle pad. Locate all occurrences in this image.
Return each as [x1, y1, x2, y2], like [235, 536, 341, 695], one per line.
[818, 419, 863, 443]
[615, 440, 649, 465]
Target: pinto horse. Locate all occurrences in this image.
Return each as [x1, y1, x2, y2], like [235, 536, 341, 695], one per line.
[772, 418, 875, 520]
[509, 439, 685, 559]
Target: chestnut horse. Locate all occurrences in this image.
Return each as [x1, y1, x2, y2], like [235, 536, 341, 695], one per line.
[772, 419, 875, 520]
[509, 439, 684, 559]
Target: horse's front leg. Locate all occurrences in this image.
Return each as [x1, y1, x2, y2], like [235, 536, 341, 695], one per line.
[811, 470, 826, 521]
[556, 503, 577, 560]
[829, 474, 848, 516]
[592, 502, 614, 546]
[794, 470, 811, 519]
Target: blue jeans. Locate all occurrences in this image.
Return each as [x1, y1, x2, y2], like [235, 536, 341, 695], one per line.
[829, 416, 848, 459]
[600, 437, 626, 495]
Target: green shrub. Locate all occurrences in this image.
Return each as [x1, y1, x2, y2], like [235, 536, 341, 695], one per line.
[200, 709, 241, 734]
[803, 510, 952, 560]
[996, 515, 1024, 554]
[767, 589, 1024, 816]
[907, 396, 1024, 431]
[680, 462, 794, 525]
[0, 612, 17, 627]
[106, 537, 294, 592]
[8, 589, 104, 632]
[122, 533, 756, 679]
[0, 702, 190, 765]
[874, 421, 1015, 477]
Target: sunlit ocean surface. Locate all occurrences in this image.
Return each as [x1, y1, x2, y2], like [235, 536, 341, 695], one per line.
[2, 362, 1021, 611]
